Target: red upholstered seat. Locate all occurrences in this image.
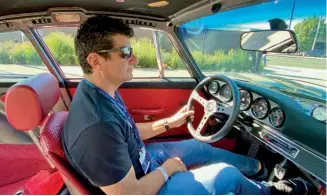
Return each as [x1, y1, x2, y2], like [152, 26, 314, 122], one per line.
[5, 73, 89, 195]
[40, 112, 89, 195]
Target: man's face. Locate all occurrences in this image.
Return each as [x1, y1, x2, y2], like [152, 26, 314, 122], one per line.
[96, 34, 138, 84]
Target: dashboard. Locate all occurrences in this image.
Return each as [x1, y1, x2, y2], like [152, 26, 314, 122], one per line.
[205, 79, 326, 184]
[207, 81, 289, 129]
[207, 80, 326, 127]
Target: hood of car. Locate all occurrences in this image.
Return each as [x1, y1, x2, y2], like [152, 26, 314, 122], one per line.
[225, 72, 326, 102]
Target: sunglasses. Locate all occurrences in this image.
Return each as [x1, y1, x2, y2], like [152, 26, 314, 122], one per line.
[97, 46, 133, 59]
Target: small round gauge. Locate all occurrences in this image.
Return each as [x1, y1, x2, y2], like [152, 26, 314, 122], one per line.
[269, 108, 285, 127]
[219, 84, 233, 102]
[208, 81, 220, 94]
[251, 98, 270, 119]
[240, 89, 252, 111]
[312, 106, 326, 122]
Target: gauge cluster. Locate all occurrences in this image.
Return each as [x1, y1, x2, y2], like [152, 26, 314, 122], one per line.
[206, 80, 285, 129]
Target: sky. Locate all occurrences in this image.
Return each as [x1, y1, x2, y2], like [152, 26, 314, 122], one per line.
[182, 0, 326, 31]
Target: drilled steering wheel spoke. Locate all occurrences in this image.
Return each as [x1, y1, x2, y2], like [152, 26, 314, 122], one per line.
[191, 91, 208, 108]
[196, 113, 210, 134]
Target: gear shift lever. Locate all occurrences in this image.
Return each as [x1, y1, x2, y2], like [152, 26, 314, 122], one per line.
[269, 158, 288, 181]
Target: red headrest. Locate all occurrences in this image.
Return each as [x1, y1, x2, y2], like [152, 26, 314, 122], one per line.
[5, 73, 60, 131]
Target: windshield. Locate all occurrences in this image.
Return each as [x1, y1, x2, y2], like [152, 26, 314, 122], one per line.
[178, 0, 326, 101]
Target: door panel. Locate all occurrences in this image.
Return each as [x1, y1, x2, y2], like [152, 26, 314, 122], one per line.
[119, 88, 204, 138]
[67, 79, 204, 138]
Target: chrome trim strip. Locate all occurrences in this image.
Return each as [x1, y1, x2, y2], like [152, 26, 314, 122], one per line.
[247, 120, 326, 184]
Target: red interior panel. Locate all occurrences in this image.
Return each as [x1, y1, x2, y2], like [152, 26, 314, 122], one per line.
[69, 88, 204, 137]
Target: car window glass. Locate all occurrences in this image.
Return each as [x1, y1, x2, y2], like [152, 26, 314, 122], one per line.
[157, 32, 191, 77]
[37, 27, 160, 78]
[0, 31, 48, 81]
[179, 0, 326, 91]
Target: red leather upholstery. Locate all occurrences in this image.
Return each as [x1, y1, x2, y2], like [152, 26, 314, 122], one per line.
[5, 73, 89, 194]
[40, 112, 89, 195]
[5, 73, 60, 131]
[40, 112, 68, 159]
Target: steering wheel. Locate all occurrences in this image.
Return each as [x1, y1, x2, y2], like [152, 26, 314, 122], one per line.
[186, 75, 241, 143]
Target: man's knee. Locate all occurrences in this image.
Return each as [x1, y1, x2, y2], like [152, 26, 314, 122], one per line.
[213, 163, 243, 189]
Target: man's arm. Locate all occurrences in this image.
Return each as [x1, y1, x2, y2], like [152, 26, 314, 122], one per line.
[136, 106, 194, 140]
[100, 157, 186, 195]
[136, 118, 167, 140]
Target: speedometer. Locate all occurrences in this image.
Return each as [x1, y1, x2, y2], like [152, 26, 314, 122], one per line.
[252, 98, 270, 119]
[240, 89, 252, 111]
[269, 108, 285, 127]
[207, 81, 220, 94]
[219, 84, 233, 102]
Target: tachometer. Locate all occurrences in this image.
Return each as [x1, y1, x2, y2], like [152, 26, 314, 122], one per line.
[252, 98, 270, 119]
[240, 89, 252, 111]
[219, 84, 233, 102]
[269, 107, 285, 127]
[312, 106, 326, 122]
[207, 81, 220, 94]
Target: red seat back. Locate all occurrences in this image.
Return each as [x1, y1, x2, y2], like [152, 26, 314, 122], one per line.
[40, 112, 89, 195]
[5, 73, 89, 195]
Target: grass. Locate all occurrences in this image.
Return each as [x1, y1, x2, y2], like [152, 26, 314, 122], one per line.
[267, 55, 326, 70]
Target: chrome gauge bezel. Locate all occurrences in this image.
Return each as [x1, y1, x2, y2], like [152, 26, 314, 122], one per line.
[269, 107, 285, 128]
[240, 89, 252, 111]
[219, 84, 233, 102]
[251, 98, 270, 119]
[207, 81, 220, 94]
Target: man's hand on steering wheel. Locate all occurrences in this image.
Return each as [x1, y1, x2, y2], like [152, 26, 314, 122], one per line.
[186, 75, 241, 143]
[167, 105, 194, 129]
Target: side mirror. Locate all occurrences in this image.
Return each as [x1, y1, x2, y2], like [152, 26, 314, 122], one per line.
[240, 30, 298, 53]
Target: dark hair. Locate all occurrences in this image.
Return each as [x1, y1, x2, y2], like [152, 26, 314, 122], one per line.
[75, 15, 134, 74]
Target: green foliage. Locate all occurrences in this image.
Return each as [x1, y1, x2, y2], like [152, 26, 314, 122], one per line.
[44, 32, 78, 65]
[192, 49, 253, 71]
[294, 16, 326, 52]
[0, 33, 257, 73]
[161, 48, 184, 69]
[131, 38, 157, 68]
[9, 41, 42, 65]
[0, 41, 15, 64]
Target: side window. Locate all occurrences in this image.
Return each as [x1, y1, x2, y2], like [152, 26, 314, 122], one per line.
[37, 27, 191, 79]
[0, 31, 48, 80]
[37, 27, 162, 78]
[157, 32, 191, 77]
[37, 27, 80, 78]
[132, 28, 159, 78]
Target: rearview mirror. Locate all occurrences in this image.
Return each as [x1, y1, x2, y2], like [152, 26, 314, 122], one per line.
[240, 30, 298, 53]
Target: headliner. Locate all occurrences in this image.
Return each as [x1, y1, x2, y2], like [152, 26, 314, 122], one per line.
[0, 0, 201, 20]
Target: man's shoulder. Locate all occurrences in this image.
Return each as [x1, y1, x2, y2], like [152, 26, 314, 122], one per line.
[62, 81, 125, 150]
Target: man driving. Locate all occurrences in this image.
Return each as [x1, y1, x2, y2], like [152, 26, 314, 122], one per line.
[62, 15, 310, 195]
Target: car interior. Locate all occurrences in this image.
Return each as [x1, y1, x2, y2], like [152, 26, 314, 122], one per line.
[0, 0, 325, 195]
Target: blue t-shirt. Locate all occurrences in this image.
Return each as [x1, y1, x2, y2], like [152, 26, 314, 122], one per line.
[62, 79, 149, 190]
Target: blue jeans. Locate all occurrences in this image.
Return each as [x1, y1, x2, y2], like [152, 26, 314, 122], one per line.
[146, 139, 271, 195]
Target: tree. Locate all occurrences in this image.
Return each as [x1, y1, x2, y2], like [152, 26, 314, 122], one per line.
[294, 16, 326, 52]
